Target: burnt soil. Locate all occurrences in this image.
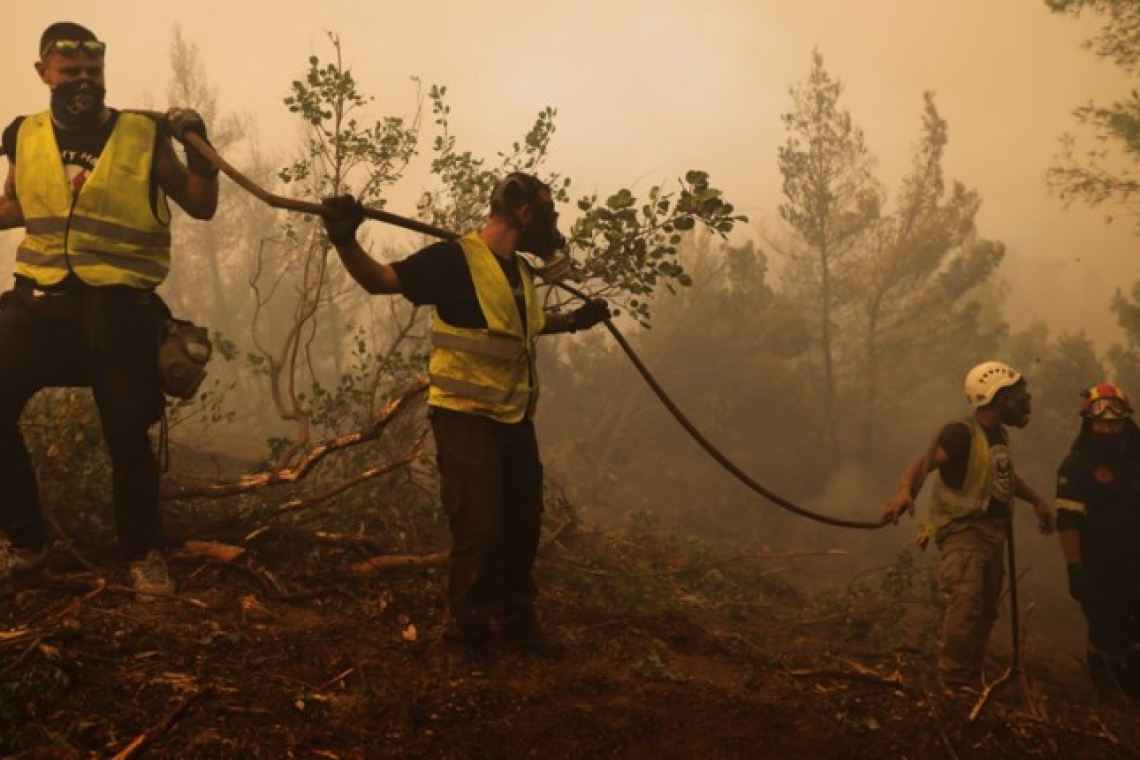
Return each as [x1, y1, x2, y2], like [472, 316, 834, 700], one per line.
[2, 517, 1139, 760]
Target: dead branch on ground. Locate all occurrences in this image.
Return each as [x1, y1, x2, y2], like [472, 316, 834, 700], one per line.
[160, 379, 427, 500]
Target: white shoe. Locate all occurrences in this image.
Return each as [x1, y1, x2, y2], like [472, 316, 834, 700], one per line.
[130, 550, 175, 601]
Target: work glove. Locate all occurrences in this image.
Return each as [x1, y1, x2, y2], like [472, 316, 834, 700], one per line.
[321, 194, 366, 246]
[568, 298, 610, 332]
[1066, 563, 1087, 603]
[165, 108, 217, 178]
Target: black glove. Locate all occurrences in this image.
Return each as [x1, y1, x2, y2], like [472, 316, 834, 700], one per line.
[321, 195, 365, 246]
[568, 299, 610, 332]
[165, 108, 218, 178]
[1067, 563, 1087, 603]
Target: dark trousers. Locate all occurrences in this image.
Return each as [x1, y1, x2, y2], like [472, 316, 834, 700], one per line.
[430, 407, 544, 643]
[0, 282, 165, 557]
[1082, 561, 1140, 698]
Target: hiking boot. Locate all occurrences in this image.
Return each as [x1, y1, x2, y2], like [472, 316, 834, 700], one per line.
[502, 625, 566, 659]
[130, 550, 175, 601]
[447, 641, 492, 680]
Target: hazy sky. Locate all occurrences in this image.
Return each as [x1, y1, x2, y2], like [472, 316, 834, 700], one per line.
[4, 1, 1137, 342]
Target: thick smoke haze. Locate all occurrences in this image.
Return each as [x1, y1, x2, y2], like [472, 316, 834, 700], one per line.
[2, 0, 1129, 654]
[2, 0, 1136, 340]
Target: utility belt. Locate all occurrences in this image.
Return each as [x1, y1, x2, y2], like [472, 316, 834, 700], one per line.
[7, 275, 211, 400]
[12, 274, 155, 315]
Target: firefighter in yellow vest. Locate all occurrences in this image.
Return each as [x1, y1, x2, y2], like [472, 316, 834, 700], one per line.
[0, 22, 218, 594]
[322, 174, 609, 678]
[883, 361, 1055, 689]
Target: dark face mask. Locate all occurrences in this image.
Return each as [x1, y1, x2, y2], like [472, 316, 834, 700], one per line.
[50, 79, 106, 130]
[995, 385, 1032, 428]
[516, 202, 566, 261]
[1087, 429, 1125, 455]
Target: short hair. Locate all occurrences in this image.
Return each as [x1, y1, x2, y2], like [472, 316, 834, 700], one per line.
[40, 22, 99, 59]
[490, 172, 551, 217]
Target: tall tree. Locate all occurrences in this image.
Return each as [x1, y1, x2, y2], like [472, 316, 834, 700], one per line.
[1045, 0, 1140, 229]
[777, 49, 880, 457]
[854, 93, 1006, 462]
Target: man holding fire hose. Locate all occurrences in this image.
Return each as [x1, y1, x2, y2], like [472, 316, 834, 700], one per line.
[0, 21, 218, 597]
[322, 174, 609, 678]
[884, 361, 1055, 691]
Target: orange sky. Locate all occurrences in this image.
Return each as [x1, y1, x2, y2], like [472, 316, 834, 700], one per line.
[3, 0, 1136, 341]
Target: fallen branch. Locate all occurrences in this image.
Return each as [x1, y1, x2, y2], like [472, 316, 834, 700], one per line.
[348, 550, 448, 576]
[969, 666, 1016, 721]
[275, 430, 428, 511]
[41, 577, 108, 625]
[160, 379, 427, 500]
[786, 657, 904, 686]
[110, 687, 210, 759]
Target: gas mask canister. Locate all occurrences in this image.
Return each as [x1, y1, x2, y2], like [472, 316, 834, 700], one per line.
[50, 79, 106, 130]
[158, 318, 212, 400]
[516, 200, 566, 261]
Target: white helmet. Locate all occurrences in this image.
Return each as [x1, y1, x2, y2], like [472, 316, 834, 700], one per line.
[964, 361, 1022, 409]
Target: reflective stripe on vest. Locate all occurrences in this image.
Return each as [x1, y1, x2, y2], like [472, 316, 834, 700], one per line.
[427, 232, 546, 423]
[1055, 497, 1087, 518]
[929, 418, 1000, 534]
[15, 111, 172, 288]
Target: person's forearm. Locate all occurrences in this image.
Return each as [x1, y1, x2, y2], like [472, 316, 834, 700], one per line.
[182, 172, 218, 219]
[334, 241, 402, 294]
[0, 195, 23, 228]
[1058, 528, 1081, 565]
[1013, 474, 1045, 505]
[897, 457, 925, 496]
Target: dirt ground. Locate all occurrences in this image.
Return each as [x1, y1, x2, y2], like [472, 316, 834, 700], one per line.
[2, 517, 1139, 760]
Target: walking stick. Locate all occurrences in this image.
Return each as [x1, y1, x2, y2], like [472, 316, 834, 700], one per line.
[1006, 519, 1022, 675]
[968, 519, 1021, 721]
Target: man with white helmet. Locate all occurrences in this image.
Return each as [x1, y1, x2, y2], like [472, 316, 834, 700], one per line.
[884, 361, 1055, 690]
[1055, 382, 1140, 703]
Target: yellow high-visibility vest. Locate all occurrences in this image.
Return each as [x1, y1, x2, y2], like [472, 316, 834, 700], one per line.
[930, 417, 1006, 538]
[15, 111, 171, 288]
[427, 232, 546, 423]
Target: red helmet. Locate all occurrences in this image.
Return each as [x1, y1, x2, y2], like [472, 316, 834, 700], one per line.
[1079, 382, 1134, 419]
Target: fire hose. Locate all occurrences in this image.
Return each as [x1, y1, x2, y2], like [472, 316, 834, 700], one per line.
[144, 111, 894, 531]
[157, 112, 1035, 705]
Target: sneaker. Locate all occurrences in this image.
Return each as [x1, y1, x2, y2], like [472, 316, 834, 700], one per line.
[447, 642, 492, 680]
[130, 550, 175, 601]
[501, 625, 566, 659]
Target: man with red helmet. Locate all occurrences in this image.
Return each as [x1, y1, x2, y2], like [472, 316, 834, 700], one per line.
[1055, 382, 1140, 702]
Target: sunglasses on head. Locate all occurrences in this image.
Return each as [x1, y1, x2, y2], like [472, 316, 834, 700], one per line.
[41, 39, 106, 59]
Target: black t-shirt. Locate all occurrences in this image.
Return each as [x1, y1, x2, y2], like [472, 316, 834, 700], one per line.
[3, 111, 163, 209]
[392, 240, 528, 330]
[937, 420, 1012, 519]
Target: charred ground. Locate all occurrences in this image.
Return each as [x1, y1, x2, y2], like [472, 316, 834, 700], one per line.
[2, 499, 1139, 760]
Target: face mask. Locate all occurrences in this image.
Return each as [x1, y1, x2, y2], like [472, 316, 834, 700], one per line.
[516, 203, 566, 260]
[50, 79, 106, 130]
[996, 386, 1031, 428]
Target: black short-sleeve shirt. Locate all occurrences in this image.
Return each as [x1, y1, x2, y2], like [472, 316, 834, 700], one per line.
[937, 420, 1011, 519]
[392, 240, 526, 329]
